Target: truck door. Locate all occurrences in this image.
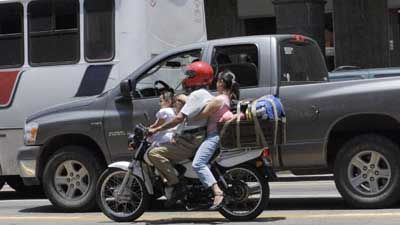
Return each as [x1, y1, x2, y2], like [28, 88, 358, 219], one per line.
[103, 48, 204, 161]
[208, 42, 271, 99]
[276, 37, 330, 168]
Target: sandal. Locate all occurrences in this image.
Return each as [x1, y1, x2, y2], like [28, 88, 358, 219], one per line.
[209, 193, 225, 210]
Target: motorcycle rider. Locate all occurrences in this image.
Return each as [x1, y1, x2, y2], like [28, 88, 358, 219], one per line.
[147, 61, 214, 205]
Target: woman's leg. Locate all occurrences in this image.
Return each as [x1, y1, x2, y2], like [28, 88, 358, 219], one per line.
[192, 133, 224, 208]
[192, 134, 220, 187]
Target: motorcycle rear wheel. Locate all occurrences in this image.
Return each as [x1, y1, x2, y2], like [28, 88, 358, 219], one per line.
[219, 165, 269, 221]
[96, 168, 149, 222]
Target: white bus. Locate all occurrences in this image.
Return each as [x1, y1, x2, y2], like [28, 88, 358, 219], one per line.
[0, 0, 206, 191]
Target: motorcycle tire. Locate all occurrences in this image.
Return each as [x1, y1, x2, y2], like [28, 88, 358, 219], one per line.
[96, 168, 149, 222]
[219, 165, 269, 221]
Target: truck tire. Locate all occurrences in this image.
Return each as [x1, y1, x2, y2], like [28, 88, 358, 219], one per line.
[334, 134, 400, 208]
[42, 146, 104, 211]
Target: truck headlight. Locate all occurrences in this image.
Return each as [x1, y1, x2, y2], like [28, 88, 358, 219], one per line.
[24, 122, 39, 145]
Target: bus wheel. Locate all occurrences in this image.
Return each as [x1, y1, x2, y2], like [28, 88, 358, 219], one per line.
[6, 176, 43, 194]
[42, 146, 104, 211]
[0, 177, 5, 191]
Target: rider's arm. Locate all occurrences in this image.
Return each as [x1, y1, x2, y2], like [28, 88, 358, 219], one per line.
[193, 97, 223, 121]
[149, 118, 165, 129]
[149, 118, 159, 128]
[149, 112, 186, 134]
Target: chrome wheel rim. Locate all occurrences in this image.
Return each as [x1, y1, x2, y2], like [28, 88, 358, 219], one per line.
[222, 168, 263, 216]
[347, 150, 391, 196]
[54, 160, 90, 200]
[100, 171, 143, 218]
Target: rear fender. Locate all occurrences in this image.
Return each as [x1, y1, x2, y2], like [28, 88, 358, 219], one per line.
[108, 161, 154, 195]
[216, 148, 263, 168]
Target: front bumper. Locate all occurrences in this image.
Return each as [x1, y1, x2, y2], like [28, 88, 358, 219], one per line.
[17, 145, 42, 185]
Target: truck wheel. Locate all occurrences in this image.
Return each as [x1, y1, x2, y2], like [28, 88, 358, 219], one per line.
[6, 176, 43, 194]
[334, 134, 400, 208]
[42, 146, 104, 211]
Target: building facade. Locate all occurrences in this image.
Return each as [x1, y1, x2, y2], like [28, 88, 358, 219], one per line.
[205, 0, 400, 70]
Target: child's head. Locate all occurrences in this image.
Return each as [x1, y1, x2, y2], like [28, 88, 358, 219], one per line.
[159, 91, 174, 108]
[174, 94, 187, 113]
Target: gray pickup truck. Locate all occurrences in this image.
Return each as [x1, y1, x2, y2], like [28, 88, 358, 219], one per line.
[18, 35, 400, 211]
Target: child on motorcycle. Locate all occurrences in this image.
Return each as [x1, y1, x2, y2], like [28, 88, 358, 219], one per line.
[147, 91, 177, 147]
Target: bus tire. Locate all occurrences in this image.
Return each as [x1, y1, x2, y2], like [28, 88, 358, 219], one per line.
[0, 177, 5, 191]
[6, 176, 42, 194]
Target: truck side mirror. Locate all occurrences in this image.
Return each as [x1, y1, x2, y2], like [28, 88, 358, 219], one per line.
[120, 79, 132, 98]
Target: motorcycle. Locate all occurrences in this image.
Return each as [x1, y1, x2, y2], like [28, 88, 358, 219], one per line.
[96, 123, 273, 222]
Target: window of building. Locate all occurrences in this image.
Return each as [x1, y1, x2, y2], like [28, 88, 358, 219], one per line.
[84, 0, 115, 62]
[244, 17, 276, 36]
[0, 3, 24, 68]
[135, 50, 202, 98]
[280, 39, 328, 85]
[211, 44, 259, 88]
[28, 0, 79, 66]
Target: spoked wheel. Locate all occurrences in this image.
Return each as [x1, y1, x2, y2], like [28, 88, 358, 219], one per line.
[219, 165, 269, 221]
[96, 168, 148, 222]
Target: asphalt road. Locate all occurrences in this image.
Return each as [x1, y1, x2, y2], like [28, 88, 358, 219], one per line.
[1, 181, 400, 225]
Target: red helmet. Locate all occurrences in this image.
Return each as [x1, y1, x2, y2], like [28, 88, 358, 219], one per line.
[182, 61, 214, 89]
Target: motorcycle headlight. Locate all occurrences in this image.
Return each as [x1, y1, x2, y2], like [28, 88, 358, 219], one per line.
[24, 122, 39, 145]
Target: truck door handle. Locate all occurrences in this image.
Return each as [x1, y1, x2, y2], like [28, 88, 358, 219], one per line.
[311, 105, 320, 115]
[311, 105, 320, 120]
[0, 134, 6, 138]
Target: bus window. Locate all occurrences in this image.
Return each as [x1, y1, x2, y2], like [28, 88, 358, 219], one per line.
[0, 3, 23, 68]
[28, 0, 79, 66]
[84, 0, 115, 62]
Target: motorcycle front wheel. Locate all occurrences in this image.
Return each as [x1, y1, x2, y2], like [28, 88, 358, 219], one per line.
[96, 168, 149, 222]
[219, 165, 269, 221]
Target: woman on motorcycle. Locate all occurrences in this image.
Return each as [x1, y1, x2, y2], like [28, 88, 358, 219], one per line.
[192, 70, 239, 210]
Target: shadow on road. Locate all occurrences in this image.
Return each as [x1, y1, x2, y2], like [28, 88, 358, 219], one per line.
[269, 197, 347, 210]
[19, 205, 71, 213]
[136, 217, 285, 224]
[17, 197, 400, 214]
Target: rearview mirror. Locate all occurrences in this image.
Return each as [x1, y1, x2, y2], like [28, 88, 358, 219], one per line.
[120, 79, 132, 98]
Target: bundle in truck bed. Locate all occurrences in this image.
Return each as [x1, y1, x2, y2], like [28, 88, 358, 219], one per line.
[218, 95, 286, 151]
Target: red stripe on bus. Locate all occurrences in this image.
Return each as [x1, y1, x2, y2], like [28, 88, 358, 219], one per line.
[0, 71, 20, 106]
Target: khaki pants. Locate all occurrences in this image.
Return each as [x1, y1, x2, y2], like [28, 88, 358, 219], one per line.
[148, 131, 204, 186]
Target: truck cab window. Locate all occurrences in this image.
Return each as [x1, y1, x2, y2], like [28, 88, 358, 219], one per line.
[0, 3, 23, 68]
[84, 0, 115, 62]
[135, 50, 202, 98]
[28, 0, 79, 66]
[280, 40, 328, 85]
[211, 44, 259, 89]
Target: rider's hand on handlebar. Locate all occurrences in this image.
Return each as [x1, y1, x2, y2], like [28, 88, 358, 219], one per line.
[147, 127, 159, 136]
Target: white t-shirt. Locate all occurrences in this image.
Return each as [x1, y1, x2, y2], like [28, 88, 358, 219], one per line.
[148, 107, 176, 146]
[179, 89, 213, 133]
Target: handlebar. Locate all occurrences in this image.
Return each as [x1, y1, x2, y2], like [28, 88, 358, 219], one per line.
[136, 123, 149, 137]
